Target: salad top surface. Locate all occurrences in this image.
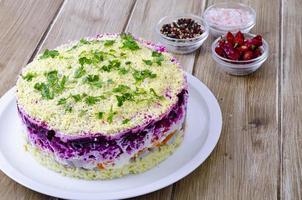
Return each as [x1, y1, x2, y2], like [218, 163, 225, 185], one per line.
[16, 34, 186, 136]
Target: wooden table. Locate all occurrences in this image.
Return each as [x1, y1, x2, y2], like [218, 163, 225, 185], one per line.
[0, 0, 301, 199]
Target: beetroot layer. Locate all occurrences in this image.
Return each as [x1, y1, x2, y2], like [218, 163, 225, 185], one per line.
[18, 89, 188, 162]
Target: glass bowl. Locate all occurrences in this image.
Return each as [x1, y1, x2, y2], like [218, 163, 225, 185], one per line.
[211, 33, 269, 76]
[203, 2, 256, 37]
[155, 14, 209, 54]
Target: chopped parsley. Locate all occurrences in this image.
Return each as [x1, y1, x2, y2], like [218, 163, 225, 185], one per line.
[22, 72, 37, 81]
[64, 104, 73, 112]
[116, 93, 134, 107]
[118, 67, 129, 75]
[113, 84, 130, 93]
[152, 51, 164, 66]
[101, 59, 121, 72]
[71, 94, 83, 102]
[121, 34, 140, 51]
[93, 50, 104, 62]
[57, 98, 67, 105]
[40, 49, 59, 59]
[84, 95, 105, 105]
[83, 74, 102, 88]
[97, 112, 104, 119]
[120, 52, 127, 57]
[80, 38, 90, 44]
[150, 88, 164, 100]
[34, 82, 53, 99]
[143, 59, 152, 66]
[34, 70, 67, 99]
[104, 40, 115, 47]
[79, 56, 92, 66]
[122, 119, 130, 124]
[74, 66, 86, 78]
[125, 61, 131, 65]
[132, 69, 157, 83]
[107, 106, 117, 124]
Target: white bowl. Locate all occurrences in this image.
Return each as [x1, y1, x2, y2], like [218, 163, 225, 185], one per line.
[204, 2, 256, 37]
[155, 14, 209, 54]
[211, 33, 269, 76]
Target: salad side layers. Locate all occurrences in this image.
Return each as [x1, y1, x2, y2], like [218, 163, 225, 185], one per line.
[16, 33, 188, 179]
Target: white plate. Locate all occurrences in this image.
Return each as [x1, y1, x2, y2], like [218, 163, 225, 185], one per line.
[0, 73, 222, 200]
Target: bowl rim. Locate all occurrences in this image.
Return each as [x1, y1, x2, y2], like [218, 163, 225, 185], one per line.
[203, 2, 256, 31]
[155, 14, 209, 43]
[211, 32, 269, 64]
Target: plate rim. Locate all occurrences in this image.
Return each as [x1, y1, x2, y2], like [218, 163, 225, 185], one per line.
[0, 73, 222, 200]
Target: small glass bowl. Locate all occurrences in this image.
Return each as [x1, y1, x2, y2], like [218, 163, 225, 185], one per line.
[155, 14, 209, 54]
[203, 2, 256, 37]
[211, 33, 269, 76]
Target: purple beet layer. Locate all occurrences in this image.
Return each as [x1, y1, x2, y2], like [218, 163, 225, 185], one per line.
[18, 89, 188, 162]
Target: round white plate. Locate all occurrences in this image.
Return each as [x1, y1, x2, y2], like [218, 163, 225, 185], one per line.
[0, 73, 222, 200]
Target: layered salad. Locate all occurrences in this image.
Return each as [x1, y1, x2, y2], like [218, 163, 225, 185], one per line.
[16, 33, 188, 179]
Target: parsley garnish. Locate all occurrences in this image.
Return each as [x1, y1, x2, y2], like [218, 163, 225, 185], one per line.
[83, 74, 102, 88]
[64, 105, 73, 112]
[120, 52, 127, 57]
[84, 95, 105, 105]
[150, 88, 164, 100]
[22, 72, 37, 81]
[152, 51, 164, 66]
[143, 59, 152, 66]
[74, 66, 86, 78]
[80, 38, 90, 44]
[57, 98, 67, 105]
[118, 67, 129, 75]
[93, 50, 104, 62]
[40, 49, 59, 59]
[113, 85, 130, 93]
[122, 119, 130, 124]
[34, 71, 67, 99]
[107, 106, 117, 124]
[34, 83, 54, 99]
[104, 40, 115, 47]
[132, 69, 157, 83]
[116, 93, 134, 107]
[71, 94, 82, 102]
[79, 56, 92, 66]
[56, 98, 72, 112]
[125, 61, 131, 65]
[97, 112, 104, 119]
[101, 59, 121, 72]
[121, 34, 140, 51]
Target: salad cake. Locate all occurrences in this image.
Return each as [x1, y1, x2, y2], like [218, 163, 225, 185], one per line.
[16, 33, 188, 179]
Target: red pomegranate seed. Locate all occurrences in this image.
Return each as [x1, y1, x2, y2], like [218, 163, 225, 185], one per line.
[234, 31, 244, 46]
[226, 32, 235, 45]
[215, 46, 225, 57]
[242, 50, 254, 60]
[222, 43, 240, 60]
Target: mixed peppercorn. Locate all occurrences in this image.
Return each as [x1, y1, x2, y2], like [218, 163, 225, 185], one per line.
[160, 18, 204, 39]
[215, 31, 263, 61]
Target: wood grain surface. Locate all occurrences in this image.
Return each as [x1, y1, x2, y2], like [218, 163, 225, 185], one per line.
[0, 0, 63, 199]
[281, 0, 302, 199]
[0, 0, 301, 199]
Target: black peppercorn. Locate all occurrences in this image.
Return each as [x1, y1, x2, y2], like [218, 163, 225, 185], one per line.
[160, 18, 204, 39]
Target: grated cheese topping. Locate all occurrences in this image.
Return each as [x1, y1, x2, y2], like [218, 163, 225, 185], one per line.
[16, 34, 186, 136]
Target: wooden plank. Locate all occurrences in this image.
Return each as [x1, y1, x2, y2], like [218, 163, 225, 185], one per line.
[0, 0, 135, 199]
[126, 0, 206, 74]
[0, 0, 63, 96]
[0, 0, 63, 199]
[172, 0, 281, 199]
[281, 0, 302, 198]
[126, 0, 206, 199]
[39, 0, 136, 51]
